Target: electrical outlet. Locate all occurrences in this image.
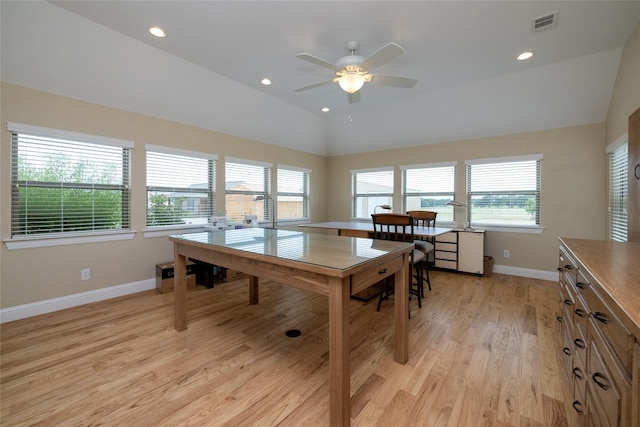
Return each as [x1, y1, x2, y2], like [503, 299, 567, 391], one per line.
[81, 268, 91, 280]
[503, 250, 510, 258]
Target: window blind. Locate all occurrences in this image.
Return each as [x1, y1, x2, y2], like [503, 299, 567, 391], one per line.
[401, 163, 455, 221]
[466, 155, 541, 226]
[608, 141, 627, 242]
[146, 146, 215, 227]
[225, 160, 272, 223]
[10, 125, 132, 237]
[352, 168, 394, 218]
[277, 166, 310, 220]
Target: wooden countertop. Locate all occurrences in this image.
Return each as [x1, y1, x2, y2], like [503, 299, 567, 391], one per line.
[560, 237, 640, 338]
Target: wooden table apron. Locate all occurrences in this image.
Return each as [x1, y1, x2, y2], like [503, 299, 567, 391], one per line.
[170, 233, 411, 427]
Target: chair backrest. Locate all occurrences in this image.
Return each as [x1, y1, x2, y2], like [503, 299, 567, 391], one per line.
[406, 210, 437, 227]
[371, 213, 416, 243]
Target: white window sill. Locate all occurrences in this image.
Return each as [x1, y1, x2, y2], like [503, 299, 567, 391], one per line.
[472, 225, 544, 234]
[4, 231, 136, 250]
[143, 225, 209, 238]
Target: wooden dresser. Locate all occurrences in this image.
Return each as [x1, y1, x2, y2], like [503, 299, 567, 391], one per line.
[558, 237, 640, 427]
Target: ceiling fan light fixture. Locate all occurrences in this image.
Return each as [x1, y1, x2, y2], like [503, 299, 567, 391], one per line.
[338, 73, 366, 94]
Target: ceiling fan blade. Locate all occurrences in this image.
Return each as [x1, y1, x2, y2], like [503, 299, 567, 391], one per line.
[348, 91, 361, 104]
[296, 53, 341, 71]
[294, 80, 334, 92]
[369, 75, 417, 88]
[360, 42, 404, 71]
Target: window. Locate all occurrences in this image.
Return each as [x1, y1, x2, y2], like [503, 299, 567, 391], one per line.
[146, 145, 216, 227]
[225, 158, 272, 224]
[9, 122, 132, 238]
[277, 166, 310, 221]
[352, 168, 394, 218]
[402, 162, 456, 222]
[607, 136, 628, 242]
[466, 154, 542, 227]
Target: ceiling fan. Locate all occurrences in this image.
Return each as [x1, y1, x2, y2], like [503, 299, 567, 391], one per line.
[294, 41, 418, 104]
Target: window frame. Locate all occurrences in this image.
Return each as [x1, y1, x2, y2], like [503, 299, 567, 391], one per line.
[401, 161, 456, 223]
[145, 144, 217, 233]
[465, 154, 543, 232]
[351, 167, 394, 220]
[225, 157, 273, 226]
[6, 122, 135, 249]
[277, 165, 310, 222]
[607, 134, 628, 242]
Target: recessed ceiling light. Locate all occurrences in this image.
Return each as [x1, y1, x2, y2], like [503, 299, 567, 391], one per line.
[260, 78, 272, 86]
[321, 107, 330, 113]
[516, 51, 534, 61]
[148, 27, 167, 38]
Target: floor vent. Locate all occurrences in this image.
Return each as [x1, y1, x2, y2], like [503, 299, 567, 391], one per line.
[532, 11, 559, 33]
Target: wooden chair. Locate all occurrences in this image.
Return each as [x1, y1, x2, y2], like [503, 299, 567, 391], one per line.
[406, 210, 436, 293]
[371, 213, 425, 316]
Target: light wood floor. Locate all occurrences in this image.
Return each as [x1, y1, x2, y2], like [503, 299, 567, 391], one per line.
[1, 271, 576, 426]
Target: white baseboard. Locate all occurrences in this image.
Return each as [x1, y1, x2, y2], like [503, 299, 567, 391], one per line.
[0, 278, 155, 324]
[0, 265, 559, 324]
[493, 264, 558, 282]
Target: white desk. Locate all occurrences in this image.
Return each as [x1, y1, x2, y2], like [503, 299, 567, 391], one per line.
[300, 221, 453, 238]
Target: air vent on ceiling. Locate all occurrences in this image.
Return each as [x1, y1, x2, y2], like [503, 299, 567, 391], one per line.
[532, 10, 559, 33]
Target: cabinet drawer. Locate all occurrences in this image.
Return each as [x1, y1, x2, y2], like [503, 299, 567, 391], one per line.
[583, 285, 633, 373]
[575, 269, 592, 293]
[560, 246, 579, 283]
[574, 294, 590, 339]
[435, 259, 457, 270]
[573, 323, 588, 379]
[436, 250, 457, 261]
[589, 320, 632, 427]
[435, 242, 457, 253]
[436, 232, 458, 243]
[351, 256, 403, 295]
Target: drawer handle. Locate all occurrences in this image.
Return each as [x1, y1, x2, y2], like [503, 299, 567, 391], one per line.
[564, 264, 573, 270]
[574, 308, 587, 318]
[576, 282, 586, 290]
[572, 400, 584, 416]
[556, 267, 563, 272]
[574, 338, 586, 349]
[556, 316, 563, 323]
[592, 372, 610, 390]
[563, 299, 573, 306]
[563, 347, 572, 356]
[572, 367, 584, 380]
[378, 268, 387, 274]
[593, 311, 610, 324]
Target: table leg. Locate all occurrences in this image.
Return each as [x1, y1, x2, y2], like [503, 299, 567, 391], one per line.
[249, 275, 259, 305]
[328, 276, 351, 426]
[174, 246, 188, 331]
[394, 253, 409, 363]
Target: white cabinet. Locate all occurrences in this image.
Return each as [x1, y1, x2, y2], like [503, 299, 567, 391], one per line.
[434, 230, 485, 274]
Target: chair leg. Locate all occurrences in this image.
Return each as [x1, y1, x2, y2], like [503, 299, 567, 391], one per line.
[424, 256, 432, 292]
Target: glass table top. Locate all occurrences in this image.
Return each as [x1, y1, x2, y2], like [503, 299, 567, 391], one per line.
[171, 228, 412, 271]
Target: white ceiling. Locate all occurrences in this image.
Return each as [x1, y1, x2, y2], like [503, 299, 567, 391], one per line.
[3, 1, 639, 156]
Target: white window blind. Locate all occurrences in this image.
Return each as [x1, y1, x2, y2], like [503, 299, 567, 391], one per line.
[277, 166, 310, 220]
[9, 123, 132, 237]
[352, 168, 394, 218]
[466, 155, 542, 226]
[225, 159, 272, 223]
[608, 139, 627, 242]
[402, 162, 455, 221]
[146, 145, 216, 227]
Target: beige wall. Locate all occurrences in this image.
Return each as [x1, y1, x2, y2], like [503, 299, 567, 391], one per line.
[0, 83, 328, 308]
[327, 123, 608, 272]
[606, 23, 640, 144]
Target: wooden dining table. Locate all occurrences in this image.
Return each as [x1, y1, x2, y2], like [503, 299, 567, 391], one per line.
[170, 228, 414, 426]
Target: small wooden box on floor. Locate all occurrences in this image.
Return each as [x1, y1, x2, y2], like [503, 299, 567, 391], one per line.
[156, 261, 197, 293]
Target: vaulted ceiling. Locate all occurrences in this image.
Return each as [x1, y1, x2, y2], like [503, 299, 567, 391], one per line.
[2, 1, 639, 156]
